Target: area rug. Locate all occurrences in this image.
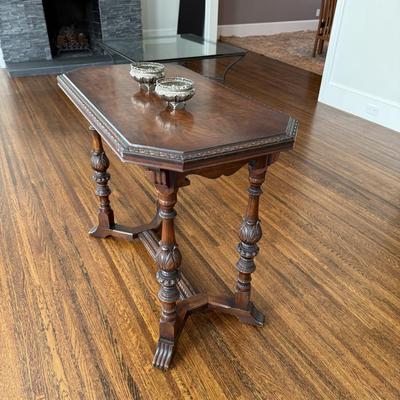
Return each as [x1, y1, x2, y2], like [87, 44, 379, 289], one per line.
[221, 30, 326, 75]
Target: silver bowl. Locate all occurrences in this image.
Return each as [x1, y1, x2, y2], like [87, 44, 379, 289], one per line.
[155, 77, 195, 110]
[130, 62, 166, 92]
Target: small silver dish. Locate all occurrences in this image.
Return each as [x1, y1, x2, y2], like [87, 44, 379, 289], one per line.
[130, 62, 166, 92]
[155, 77, 195, 110]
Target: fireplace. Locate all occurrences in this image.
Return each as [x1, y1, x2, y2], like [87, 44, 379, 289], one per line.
[0, 0, 143, 65]
[42, 0, 100, 57]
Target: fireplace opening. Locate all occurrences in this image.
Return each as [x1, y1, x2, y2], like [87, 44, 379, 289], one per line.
[42, 0, 101, 58]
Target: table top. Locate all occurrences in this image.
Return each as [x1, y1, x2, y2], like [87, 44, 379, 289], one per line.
[99, 34, 246, 63]
[58, 64, 298, 172]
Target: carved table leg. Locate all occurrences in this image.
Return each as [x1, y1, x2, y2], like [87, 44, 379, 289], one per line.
[234, 157, 269, 326]
[152, 175, 182, 370]
[87, 130, 163, 241]
[85, 147, 278, 369]
[89, 128, 115, 238]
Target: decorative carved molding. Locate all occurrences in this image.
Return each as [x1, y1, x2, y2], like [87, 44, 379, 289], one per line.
[91, 150, 109, 172]
[91, 151, 111, 196]
[156, 243, 182, 273]
[239, 219, 262, 244]
[138, 230, 196, 300]
[153, 338, 174, 371]
[153, 181, 182, 345]
[89, 131, 115, 238]
[58, 75, 127, 159]
[156, 269, 181, 304]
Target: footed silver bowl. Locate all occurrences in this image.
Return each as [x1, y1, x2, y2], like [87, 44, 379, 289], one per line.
[155, 77, 195, 110]
[130, 62, 165, 92]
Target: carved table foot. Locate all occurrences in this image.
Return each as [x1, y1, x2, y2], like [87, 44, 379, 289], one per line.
[235, 302, 265, 326]
[150, 292, 265, 369]
[153, 338, 176, 370]
[89, 224, 113, 238]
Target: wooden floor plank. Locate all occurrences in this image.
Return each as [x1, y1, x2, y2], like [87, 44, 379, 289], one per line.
[0, 53, 399, 399]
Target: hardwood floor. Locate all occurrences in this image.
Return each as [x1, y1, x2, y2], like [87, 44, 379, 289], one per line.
[0, 53, 399, 400]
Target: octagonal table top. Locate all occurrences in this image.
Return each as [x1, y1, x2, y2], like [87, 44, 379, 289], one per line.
[58, 64, 298, 172]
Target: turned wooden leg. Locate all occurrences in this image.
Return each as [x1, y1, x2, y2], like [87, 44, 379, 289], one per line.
[153, 182, 182, 370]
[234, 157, 268, 325]
[89, 128, 115, 237]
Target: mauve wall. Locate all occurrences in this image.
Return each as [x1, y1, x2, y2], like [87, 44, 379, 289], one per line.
[219, 0, 321, 25]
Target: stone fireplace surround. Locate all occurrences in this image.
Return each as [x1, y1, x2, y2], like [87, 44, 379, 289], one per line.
[0, 0, 142, 65]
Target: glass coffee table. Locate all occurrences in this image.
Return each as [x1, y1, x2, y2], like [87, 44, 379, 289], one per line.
[98, 34, 247, 82]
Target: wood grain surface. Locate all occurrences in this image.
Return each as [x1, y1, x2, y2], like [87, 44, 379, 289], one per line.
[59, 64, 293, 150]
[0, 53, 399, 399]
[58, 64, 297, 171]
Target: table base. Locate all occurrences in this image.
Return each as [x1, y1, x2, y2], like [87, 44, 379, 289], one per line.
[90, 220, 265, 370]
[88, 128, 274, 370]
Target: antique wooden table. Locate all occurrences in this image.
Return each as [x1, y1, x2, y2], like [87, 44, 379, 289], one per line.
[58, 64, 298, 370]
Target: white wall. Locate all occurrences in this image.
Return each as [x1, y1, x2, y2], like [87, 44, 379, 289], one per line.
[204, 0, 219, 41]
[141, 0, 180, 37]
[0, 41, 5, 68]
[319, 0, 400, 132]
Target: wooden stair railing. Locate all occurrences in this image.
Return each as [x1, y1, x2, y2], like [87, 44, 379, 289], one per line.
[313, 0, 337, 57]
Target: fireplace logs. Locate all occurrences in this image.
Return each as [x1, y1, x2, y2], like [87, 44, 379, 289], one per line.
[56, 25, 89, 54]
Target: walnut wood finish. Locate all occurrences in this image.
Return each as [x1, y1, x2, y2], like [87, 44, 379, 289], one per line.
[235, 157, 268, 314]
[153, 171, 182, 369]
[89, 127, 115, 237]
[57, 64, 299, 370]
[1, 53, 399, 399]
[89, 126, 163, 241]
[85, 136, 280, 369]
[57, 64, 298, 172]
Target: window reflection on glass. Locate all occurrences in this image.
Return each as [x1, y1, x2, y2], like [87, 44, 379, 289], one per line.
[140, 0, 218, 42]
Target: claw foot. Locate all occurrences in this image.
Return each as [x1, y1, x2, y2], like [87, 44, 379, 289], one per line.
[153, 338, 175, 370]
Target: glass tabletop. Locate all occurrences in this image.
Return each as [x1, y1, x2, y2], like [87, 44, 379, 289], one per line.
[98, 34, 246, 63]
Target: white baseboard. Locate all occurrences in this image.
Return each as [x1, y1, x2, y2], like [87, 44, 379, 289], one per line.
[319, 82, 400, 133]
[318, 0, 399, 133]
[218, 19, 319, 37]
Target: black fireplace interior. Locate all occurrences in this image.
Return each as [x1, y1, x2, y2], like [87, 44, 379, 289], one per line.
[42, 0, 101, 57]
